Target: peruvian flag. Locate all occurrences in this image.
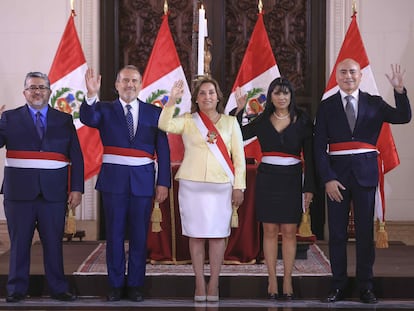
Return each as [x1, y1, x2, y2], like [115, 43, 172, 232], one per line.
[225, 12, 280, 162]
[140, 13, 191, 163]
[49, 13, 103, 180]
[322, 13, 399, 242]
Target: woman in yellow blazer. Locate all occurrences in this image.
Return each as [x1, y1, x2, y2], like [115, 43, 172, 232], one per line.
[159, 77, 246, 302]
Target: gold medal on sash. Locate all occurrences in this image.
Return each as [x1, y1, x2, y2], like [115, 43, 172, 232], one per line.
[206, 130, 217, 144]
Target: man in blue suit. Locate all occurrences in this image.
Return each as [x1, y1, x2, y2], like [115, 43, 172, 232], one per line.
[0, 72, 84, 302]
[80, 65, 171, 302]
[314, 59, 411, 304]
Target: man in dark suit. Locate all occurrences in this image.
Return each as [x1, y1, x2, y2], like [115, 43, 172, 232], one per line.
[0, 72, 84, 303]
[314, 59, 411, 304]
[80, 65, 171, 302]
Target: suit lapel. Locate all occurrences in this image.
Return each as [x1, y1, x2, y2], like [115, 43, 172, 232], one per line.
[114, 99, 132, 140]
[21, 105, 41, 141]
[354, 90, 367, 132]
[333, 92, 352, 132]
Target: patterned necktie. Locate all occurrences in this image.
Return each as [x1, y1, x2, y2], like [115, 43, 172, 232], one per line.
[126, 104, 134, 140]
[345, 95, 356, 131]
[35, 111, 44, 139]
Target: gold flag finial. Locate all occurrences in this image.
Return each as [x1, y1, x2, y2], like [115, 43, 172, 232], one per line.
[352, 0, 357, 15]
[258, 0, 263, 14]
[70, 0, 76, 16]
[164, 0, 168, 15]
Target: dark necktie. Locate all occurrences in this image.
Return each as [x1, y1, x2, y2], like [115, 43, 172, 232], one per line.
[126, 104, 134, 140]
[35, 111, 44, 139]
[345, 95, 356, 131]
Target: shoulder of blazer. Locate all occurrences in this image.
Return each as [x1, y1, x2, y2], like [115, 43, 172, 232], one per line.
[139, 99, 162, 112]
[9, 105, 29, 115]
[358, 90, 382, 103]
[323, 91, 341, 105]
[139, 100, 162, 119]
[47, 106, 73, 122]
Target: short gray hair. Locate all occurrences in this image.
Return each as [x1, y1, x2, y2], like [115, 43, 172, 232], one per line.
[116, 65, 141, 82]
[24, 72, 50, 88]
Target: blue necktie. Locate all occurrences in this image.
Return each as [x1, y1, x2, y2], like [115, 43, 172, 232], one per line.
[35, 111, 44, 139]
[345, 95, 356, 131]
[126, 104, 134, 140]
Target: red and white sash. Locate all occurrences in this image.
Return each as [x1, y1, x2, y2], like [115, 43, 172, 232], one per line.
[261, 151, 301, 166]
[193, 112, 235, 184]
[103, 146, 155, 166]
[5, 150, 70, 169]
[328, 141, 378, 155]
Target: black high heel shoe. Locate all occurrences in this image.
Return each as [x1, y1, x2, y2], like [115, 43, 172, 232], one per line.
[281, 293, 294, 300]
[268, 293, 279, 300]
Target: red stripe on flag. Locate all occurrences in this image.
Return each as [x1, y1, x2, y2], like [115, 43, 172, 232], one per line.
[142, 14, 181, 88]
[377, 123, 400, 174]
[325, 14, 369, 92]
[231, 13, 277, 91]
[77, 126, 103, 180]
[49, 15, 86, 84]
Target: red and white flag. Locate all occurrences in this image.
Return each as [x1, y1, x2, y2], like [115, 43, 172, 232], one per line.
[49, 13, 103, 180]
[225, 12, 280, 162]
[140, 13, 191, 163]
[322, 13, 399, 246]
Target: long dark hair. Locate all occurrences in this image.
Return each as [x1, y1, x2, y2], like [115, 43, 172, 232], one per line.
[261, 77, 298, 123]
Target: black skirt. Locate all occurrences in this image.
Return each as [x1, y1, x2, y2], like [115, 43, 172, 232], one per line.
[255, 162, 303, 224]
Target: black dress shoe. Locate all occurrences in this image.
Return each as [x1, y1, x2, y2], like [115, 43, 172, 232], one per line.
[6, 293, 25, 303]
[267, 293, 279, 300]
[127, 287, 143, 302]
[360, 289, 378, 304]
[51, 292, 77, 301]
[107, 288, 122, 301]
[323, 289, 344, 303]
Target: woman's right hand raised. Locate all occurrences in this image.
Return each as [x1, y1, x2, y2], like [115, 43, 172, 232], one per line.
[235, 86, 247, 115]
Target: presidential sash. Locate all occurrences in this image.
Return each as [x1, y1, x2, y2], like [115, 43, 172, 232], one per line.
[5, 150, 70, 169]
[261, 151, 301, 165]
[102, 146, 155, 166]
[328, 141, 378, 155]
[193, 112, 235, 184]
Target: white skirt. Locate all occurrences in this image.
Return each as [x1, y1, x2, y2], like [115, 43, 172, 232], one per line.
[178, 179, 232, 238]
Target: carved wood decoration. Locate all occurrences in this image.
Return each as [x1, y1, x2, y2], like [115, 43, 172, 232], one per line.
[224, 0, 323, 113]
[119, 0, 194, 79]
[100, 0, 325, 115]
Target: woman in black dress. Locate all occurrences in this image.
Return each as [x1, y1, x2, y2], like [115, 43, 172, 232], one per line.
[235, 77, 316, 299]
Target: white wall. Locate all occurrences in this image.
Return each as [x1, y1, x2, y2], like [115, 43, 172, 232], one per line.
[0, 0, 413, 222]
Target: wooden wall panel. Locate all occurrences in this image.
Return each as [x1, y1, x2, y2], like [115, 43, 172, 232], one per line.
[100, 0, 325, 115]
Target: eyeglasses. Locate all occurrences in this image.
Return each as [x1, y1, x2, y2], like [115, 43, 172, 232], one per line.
[25, 85, 50, 92]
